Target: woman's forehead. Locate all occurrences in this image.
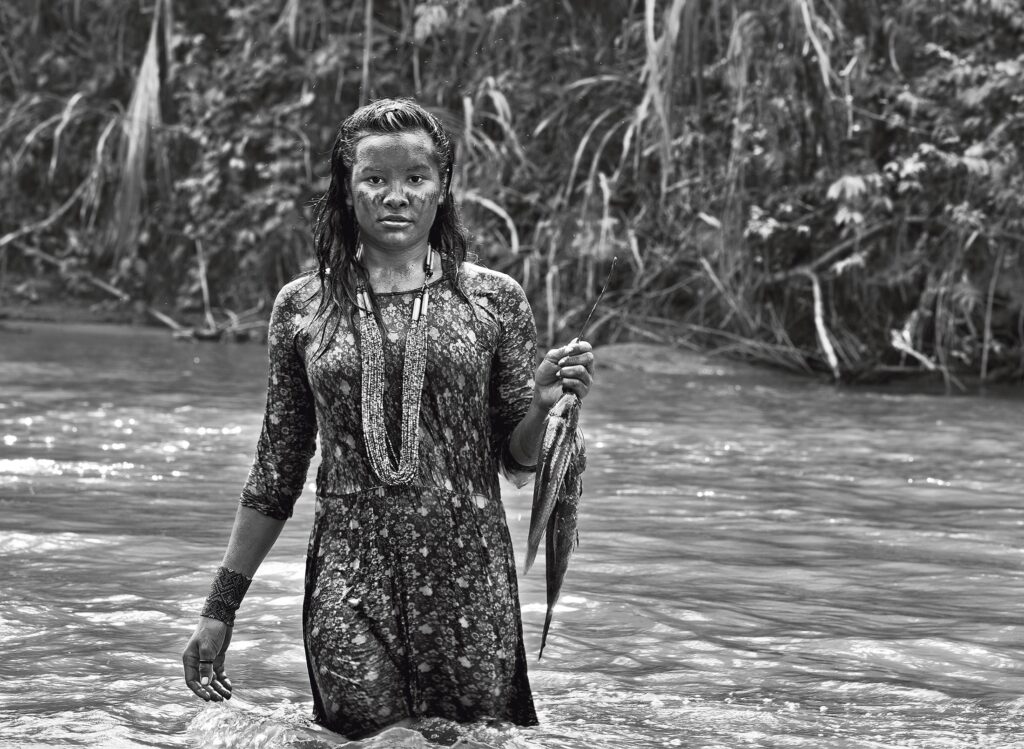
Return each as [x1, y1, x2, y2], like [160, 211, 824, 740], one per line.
[352, 130, 440, 171]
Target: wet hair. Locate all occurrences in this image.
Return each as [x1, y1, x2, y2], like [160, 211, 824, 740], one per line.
[306, 98, 471, 358]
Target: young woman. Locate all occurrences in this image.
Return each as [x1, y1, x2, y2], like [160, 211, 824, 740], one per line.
[181, 98, 595, 738]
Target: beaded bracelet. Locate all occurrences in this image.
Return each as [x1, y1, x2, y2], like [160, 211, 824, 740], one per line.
[200, 566, 252, 627]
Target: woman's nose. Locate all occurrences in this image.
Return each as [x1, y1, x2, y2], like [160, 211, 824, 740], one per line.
[382, 187, 409, 208]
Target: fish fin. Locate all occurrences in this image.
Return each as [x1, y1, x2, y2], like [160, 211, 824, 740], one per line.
[525, 435, 558, 572]
[539, 509, 560, 659]
[526, 417, 575, 572]
[545, 510, 559, 606]
[524, 430, 557, 569]
[576, 428, 587, 471]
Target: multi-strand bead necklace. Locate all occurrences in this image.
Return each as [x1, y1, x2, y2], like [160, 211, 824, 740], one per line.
[356, 247, 435, 485]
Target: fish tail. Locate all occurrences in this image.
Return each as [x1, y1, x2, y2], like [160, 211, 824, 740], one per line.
[539, 608, 554, 660]
[540, 509, 561, 659]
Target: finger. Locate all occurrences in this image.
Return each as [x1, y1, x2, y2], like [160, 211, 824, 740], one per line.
[198, 644, 219, 687]
[545, 340, 593, 363]
[203, 680, 226, 702]
[557, 365, 592, 385]
[210, 665, 233, 699]
[185, 677, 213, 701]
[199, 663, 215, 687]
[208, 675, 232, 700]
[182, 650, 199, 685]
[542, 346, 564, 364]
[556, 352, 595, 368]
[558, 377, 589, 399]
[183, 648, 211, 701]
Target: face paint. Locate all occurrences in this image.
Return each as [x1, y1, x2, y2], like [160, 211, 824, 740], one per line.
[349, 130, 443, 256]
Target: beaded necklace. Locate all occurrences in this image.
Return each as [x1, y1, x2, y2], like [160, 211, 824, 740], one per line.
[356, 247, 435, 485]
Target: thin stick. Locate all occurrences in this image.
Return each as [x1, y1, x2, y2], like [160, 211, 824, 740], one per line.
[981, 242, 1005, 382]
[195, 239, 216, 331]
[575, 256, 618, 341]
[802, 269, 840, 380]
[0, 175, 92, 252]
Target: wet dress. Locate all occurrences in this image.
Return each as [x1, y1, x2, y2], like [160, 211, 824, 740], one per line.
[238, 263, 540, 737]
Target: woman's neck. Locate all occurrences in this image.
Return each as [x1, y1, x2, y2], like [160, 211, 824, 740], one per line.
[360, 243, 440, 294]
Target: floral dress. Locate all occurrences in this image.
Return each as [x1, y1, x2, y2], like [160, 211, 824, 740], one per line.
[238, 262, 540, 738]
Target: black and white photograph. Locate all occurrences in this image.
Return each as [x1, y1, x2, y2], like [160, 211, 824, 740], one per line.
[2, 1, 1023, 747]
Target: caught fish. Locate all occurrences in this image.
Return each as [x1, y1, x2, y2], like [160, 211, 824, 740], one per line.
[524, 391, 586, 658]
[524, 256, 614, 658]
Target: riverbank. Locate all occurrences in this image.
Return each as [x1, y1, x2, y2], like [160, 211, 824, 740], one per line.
[5, 264, 1021, 392]
[0, 272, 262, 341]
[0, 298, 139, 326]
[0, 271, 169, 325]
[5, 308, 1021, 399]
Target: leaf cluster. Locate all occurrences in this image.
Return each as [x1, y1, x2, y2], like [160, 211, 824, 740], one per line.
[2, 0, 1023, 382]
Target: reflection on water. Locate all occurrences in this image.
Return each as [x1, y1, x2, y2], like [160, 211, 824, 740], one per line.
[2, 321, 1024, 748]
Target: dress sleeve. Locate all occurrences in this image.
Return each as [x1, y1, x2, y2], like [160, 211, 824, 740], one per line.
[489, 277, 538, 488]
[239, 285, 318, 519]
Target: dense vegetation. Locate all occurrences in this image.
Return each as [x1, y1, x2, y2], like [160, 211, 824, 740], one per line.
[2, 0, 1022, 384]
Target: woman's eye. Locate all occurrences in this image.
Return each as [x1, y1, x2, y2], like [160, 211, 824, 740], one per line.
[367, 176, 384, 185]
[408, 175, 424, 184]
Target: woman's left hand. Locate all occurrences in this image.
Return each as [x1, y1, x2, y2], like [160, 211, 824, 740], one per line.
[535, 339, 595, 410]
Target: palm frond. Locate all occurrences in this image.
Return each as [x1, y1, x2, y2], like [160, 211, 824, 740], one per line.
[109, 0, 172, 263]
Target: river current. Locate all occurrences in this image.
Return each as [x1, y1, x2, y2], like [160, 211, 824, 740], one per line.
[2, 322, 1024, 748]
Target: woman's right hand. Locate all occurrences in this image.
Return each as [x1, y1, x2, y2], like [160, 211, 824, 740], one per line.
[182, 616, 233, 701]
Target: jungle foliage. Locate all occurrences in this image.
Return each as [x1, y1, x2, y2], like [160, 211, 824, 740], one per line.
[1, 0, 1023, 384]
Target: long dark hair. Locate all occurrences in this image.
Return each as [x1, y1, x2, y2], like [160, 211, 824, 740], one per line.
[306, 98, 471, 358]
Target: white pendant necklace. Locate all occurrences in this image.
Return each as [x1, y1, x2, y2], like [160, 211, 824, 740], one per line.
[356, 248, 435, 484]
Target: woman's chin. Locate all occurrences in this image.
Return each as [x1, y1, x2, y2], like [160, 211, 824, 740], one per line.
[362, 232, 430, 254]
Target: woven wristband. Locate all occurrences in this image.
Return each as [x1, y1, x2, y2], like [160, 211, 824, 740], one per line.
[201, 566, 252, 627]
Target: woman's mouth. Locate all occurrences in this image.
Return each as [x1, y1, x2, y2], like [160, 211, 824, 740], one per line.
[379, 216, 412, 227]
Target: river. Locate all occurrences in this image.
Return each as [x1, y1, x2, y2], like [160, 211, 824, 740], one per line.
[2, 321, 1024, 748]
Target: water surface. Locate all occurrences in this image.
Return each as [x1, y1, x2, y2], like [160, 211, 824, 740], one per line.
[2, 321, 1024, 748]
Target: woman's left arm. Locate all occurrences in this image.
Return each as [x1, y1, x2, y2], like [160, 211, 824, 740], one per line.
[509, 339, 595, 466]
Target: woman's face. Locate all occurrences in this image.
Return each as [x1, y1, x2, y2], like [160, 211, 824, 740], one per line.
[348, 129, 443, 256]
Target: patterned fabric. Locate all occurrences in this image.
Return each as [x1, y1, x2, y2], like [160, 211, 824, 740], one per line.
[239, 262, 540, 738]
[201, 566, 253, 626]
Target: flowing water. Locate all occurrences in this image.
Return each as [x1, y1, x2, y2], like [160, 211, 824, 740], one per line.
[2, 322, 1024, 749]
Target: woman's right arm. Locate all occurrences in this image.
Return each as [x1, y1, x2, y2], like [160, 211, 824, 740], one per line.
[219, 504, 289, 578]
[182, 506, 286, 701]
[182, 280, 318, 702]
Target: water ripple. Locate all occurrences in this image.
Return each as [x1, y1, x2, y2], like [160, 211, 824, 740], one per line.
[3, 325, 1024, 747]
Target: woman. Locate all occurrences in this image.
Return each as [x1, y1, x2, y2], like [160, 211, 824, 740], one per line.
[181, 98, 595, 738]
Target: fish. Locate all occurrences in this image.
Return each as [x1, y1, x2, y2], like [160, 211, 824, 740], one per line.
[523, 256, 614, 657]
[524, 391, 587, 658]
